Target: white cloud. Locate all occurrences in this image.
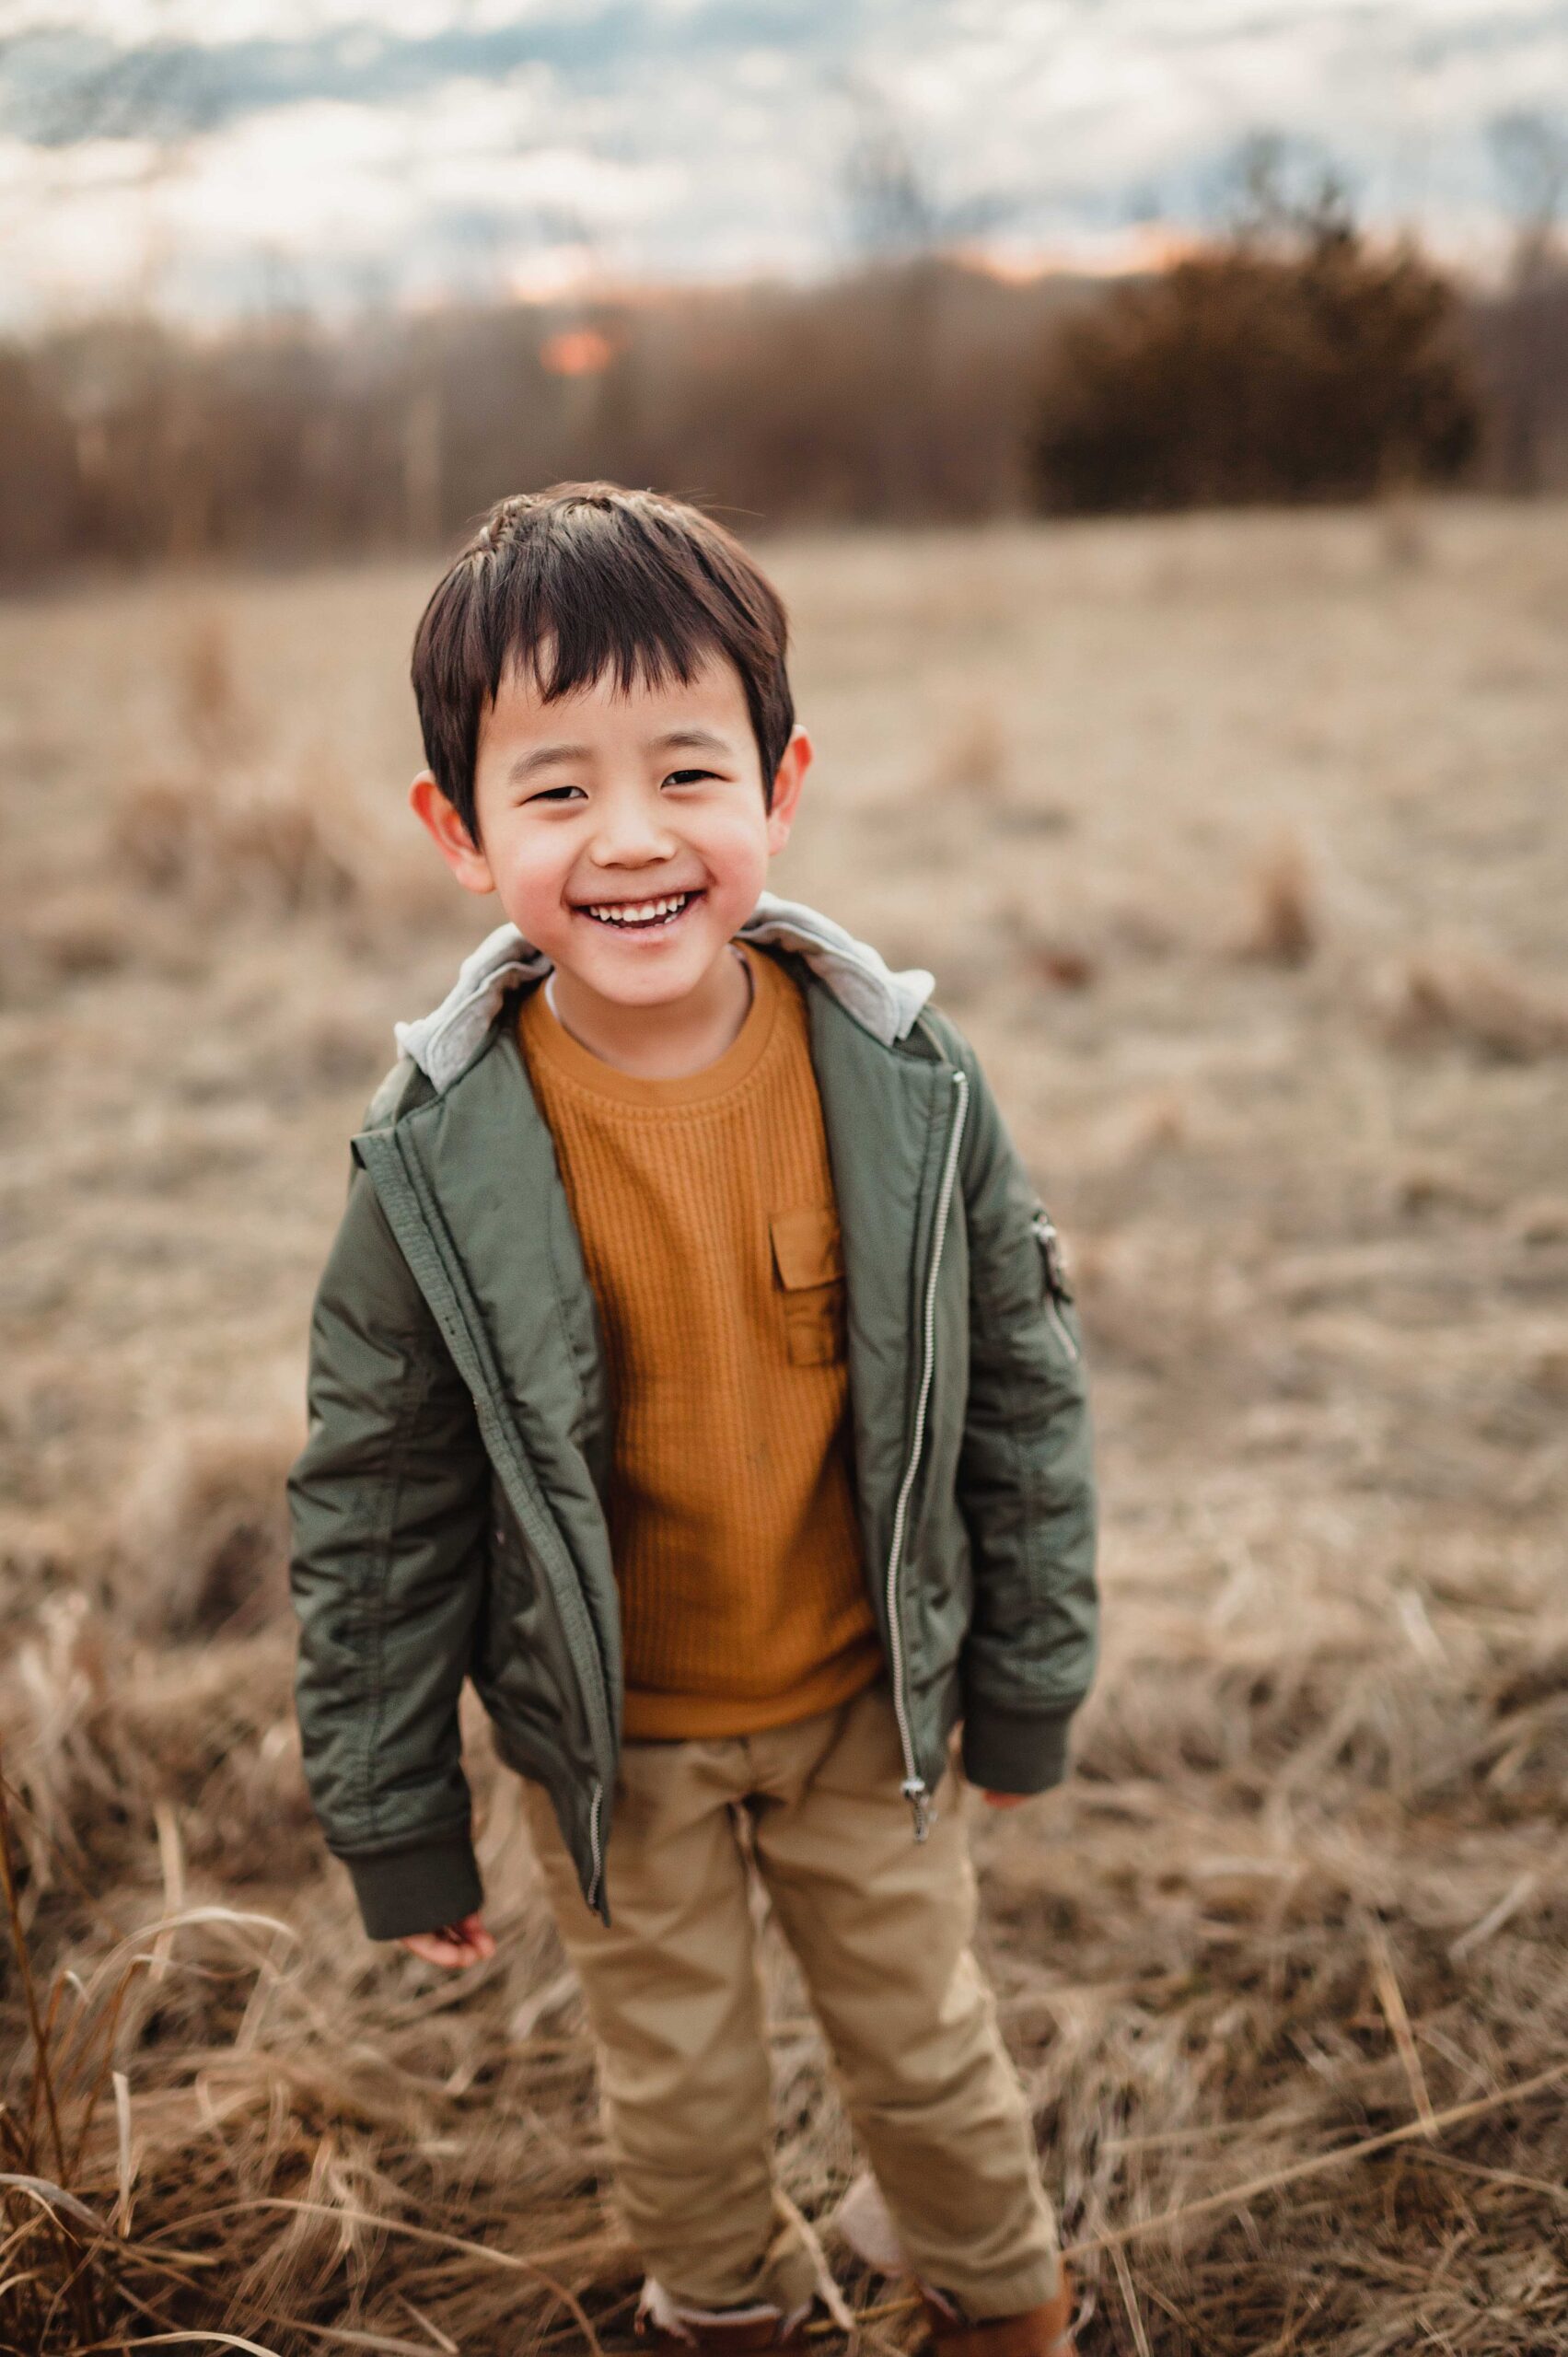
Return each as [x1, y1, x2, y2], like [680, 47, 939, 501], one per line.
[6, 0, 552, 43]
[1, 0, 1560, 325]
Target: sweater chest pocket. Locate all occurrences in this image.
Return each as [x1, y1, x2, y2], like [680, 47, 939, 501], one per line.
[770, 1206, 848, 1366]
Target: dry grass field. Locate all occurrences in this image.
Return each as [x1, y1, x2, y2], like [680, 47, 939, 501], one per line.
[3, 500, 1567, 2355]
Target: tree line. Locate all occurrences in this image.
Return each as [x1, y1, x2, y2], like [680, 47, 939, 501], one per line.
[1, 207, 1563, 575]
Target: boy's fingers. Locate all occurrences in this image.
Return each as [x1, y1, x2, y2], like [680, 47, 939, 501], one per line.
[398, 1915, 496, 1968]
[401, 1929, 475, 1966]
[442, 1914, 497, 1958]
[432, 1923, 483, 1961]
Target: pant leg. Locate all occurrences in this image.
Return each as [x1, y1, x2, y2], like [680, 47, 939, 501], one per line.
[519, 1747, 818, 2313]
[747, 1681, 1062, 2318]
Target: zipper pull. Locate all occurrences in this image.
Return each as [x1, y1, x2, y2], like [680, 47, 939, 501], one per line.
[901, 1777, 935, 1841]
[1031, 1211, 1074, 1303]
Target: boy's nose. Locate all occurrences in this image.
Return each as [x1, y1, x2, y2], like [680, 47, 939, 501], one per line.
[587, 808, 680, 866]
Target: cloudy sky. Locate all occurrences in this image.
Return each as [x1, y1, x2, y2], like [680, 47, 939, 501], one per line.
[2, 1, 1563, 327]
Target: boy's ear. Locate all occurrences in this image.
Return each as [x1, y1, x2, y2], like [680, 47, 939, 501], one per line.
[765, 726, 812, 855]
[409, 770, 494, 896]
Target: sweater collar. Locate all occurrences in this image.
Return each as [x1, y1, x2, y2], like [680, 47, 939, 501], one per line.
[393, 890, 936, 1093]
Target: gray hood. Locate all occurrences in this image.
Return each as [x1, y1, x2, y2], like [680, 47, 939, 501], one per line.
[394, 889, 936, 1091]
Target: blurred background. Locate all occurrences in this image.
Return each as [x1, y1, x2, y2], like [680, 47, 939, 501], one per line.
[4, 9, 1568, 2356]
[3, 0, 1568, 556]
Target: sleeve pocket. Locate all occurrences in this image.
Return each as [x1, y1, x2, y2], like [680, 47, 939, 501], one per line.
[1031, 1210, 1082, 1364]
[770, 1207, 848, 1366]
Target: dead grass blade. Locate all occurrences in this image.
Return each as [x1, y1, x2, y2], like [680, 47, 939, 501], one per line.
[0, 1757, 69, 2182]
[1418, 2153, 1568, 2209]
[1367, 1924, 1435, 2134]
[150, 1805, 186, 1984]
[1112, 2242, 1154, 2357]
[110, 2073, 134, 2239]
[1447, 1872, 1539, 1962]
[77, 2335, 285, 2356]
[392, 2292, 459, 2353]
[773, 2188, 859, 2341]
[0, 2174, 112, 2238]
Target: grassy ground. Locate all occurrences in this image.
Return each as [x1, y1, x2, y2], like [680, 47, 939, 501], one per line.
[3, 499, 1567, 2354]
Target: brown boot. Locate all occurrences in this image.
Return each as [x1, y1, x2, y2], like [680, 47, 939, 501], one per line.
[633, 2282, 816, 2352]
[634, 2319, 809, 2355]
[920, 2267, 1075, 2357]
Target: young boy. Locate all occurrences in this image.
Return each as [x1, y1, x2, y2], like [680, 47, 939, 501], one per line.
[287, 484, 1098, 2357]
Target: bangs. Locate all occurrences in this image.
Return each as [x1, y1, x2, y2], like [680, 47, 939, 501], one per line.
[412, 484, 793, 840]
[495, 500, 740, 707]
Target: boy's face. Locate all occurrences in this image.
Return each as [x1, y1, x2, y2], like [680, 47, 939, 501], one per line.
[412, 647, 808, 1015]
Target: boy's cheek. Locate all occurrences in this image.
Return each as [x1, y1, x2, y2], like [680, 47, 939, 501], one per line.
[697, 827, 775, 920]
[491, 847, 576, 936]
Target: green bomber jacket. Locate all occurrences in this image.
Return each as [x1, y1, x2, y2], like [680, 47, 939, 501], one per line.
[286, 892, 1098, 1938]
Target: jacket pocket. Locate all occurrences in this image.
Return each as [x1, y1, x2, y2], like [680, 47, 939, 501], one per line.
[770, 1205, 848, 1366]
[1030, 1210, 1082, 1364]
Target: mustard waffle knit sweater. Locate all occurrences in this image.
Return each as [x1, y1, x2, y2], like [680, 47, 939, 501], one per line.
[517, 943, 883, 1738]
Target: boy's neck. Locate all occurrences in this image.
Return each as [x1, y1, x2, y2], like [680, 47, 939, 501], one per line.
[544, 943, 755, 1079]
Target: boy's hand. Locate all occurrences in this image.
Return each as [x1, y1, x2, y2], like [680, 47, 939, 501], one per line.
[981, 1792, 1031, 1810]
[398, 1911, 496, 1968]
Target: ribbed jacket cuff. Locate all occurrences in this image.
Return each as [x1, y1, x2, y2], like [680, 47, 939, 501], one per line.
[342, 1836, 483, 1942]
[961, 1703, 1074, 1796]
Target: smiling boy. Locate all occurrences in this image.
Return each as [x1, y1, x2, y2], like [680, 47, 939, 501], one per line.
[288, 485, 1098, 2354]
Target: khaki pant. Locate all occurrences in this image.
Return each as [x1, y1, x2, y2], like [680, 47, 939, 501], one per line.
[519, 1678, 1061, 2316]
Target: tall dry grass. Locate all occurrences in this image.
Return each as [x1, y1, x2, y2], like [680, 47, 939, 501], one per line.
[3, 502, 1567, 2351]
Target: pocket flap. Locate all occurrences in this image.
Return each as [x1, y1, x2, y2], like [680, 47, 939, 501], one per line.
[769, 1205, 844, 1289]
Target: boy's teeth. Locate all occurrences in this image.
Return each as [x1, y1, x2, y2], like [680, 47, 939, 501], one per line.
[586, 892, 691, 925]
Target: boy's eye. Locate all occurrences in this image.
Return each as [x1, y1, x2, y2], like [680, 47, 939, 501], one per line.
[527, 784, 585, 804]
[664, 769, 715, 787]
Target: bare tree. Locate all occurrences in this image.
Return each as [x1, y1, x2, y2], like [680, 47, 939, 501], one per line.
[833, 87, 1015, 512]
[838, 87, 1008, 263]
[1485, 110, 1568, 490]
[1490, 109, 1568, 285]
[1213, 131, 1357, 252]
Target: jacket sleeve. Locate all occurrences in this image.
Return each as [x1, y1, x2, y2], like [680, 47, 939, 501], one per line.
[932, 1016, 1099, 1794]
[287, 1157, 492, 1940]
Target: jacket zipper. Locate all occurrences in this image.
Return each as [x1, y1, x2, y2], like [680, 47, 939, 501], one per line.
[587, 1779, 605, 1912]
[490, 1509, 609, 1916]
[884, 1065, 969, 1840]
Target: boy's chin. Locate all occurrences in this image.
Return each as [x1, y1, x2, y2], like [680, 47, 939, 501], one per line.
[546, 929, 739, 1007]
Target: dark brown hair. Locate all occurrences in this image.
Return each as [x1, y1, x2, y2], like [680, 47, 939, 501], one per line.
[411, 482, 795, 841]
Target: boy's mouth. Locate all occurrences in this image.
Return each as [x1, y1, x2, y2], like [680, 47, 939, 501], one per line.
[575, 888, 702, 933]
